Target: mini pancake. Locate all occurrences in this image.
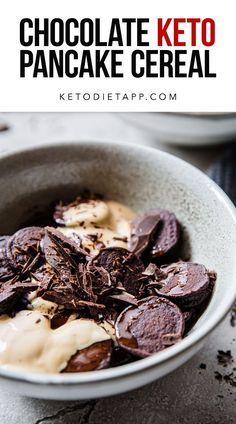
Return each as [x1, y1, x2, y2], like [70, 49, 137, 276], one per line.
[153, 262, 214, 307]
[115, 296, 184, 357]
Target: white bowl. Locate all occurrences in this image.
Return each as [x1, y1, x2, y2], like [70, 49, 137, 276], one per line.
[0, 141, 236, 400]
[120, 113, 236, 146]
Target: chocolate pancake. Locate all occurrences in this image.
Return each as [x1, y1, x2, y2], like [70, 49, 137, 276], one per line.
[115, 296, 184, 357]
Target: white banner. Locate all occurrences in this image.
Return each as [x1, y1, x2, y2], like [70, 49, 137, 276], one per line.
[0, 0, 235, 112]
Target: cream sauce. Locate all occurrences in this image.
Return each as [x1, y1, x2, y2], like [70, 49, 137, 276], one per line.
[0, 311, 111, 373]
[59, 199, 134, 255]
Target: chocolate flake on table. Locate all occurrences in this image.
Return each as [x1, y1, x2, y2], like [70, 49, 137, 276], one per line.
[115, 296, 184, 357]
[63, 339, 112, 372]
[6, 227, 45, 274]
[217, 350, 233, 367]
[149, 262, 215, 308]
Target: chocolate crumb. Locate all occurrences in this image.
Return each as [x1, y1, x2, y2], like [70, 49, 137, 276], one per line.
[217, 350, 233, 367]
[214, 371, 223, 381]
[199, 363, 206, 370]
[223, 373, 236, 387]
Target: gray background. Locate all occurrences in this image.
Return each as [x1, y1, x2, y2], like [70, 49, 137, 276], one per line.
[0, 113, 235, 424]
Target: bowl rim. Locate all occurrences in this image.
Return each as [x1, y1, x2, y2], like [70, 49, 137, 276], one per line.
[0, 139, 236, 386]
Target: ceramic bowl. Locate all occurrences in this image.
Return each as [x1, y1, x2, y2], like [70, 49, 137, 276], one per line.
[120, 113, 236, 146]
[0, 141, 236, 400]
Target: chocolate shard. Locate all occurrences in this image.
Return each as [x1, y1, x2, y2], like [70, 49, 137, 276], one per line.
[6, 227, 45, 274]
[32, 265, 56, 294]
[62, 339, 113, 372]
[0, 236, 15, 281]
[53, 197, 84, 225]
[152, 261, 214, 307]
[115, 296, 184, 358]
[129, 213, 161, 257]
[0, 278, 39, 314]
[43, 227, 87, 271]
[92, 247, 148, 297]
[146, 209, 180, 258]
[108, 291, 138, 306]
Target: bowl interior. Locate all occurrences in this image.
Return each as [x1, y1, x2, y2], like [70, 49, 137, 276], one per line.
[0, 141, 236, 379]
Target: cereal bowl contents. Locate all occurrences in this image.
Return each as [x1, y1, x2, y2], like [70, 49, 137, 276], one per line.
[0, 193, 216, 374]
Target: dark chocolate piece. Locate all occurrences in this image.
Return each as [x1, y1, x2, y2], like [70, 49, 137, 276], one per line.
[32, 265, 56, 294]
[43, 289, 105, 315]
[92, 247, 147, 297]
[230, 302, 236, 327]
[50, 310, 72, 329]
[217, 350, 233, 367]
[115, 296, 184, 357]
[110, 346, 137, 367]
[129, 213, 161, 256]
[63, 339, 112, 372]
[0, 123, 9, 132]
[6, 227, 45, 273]
[152, 262, 214, 307]
[149, 209, 180, 257]
[0, 278, 39, 314]
[108, 291, 138, 306]
[53, 193, 102, 225]
[0, 193, 217, 371]
[43, 227, 87, 272]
